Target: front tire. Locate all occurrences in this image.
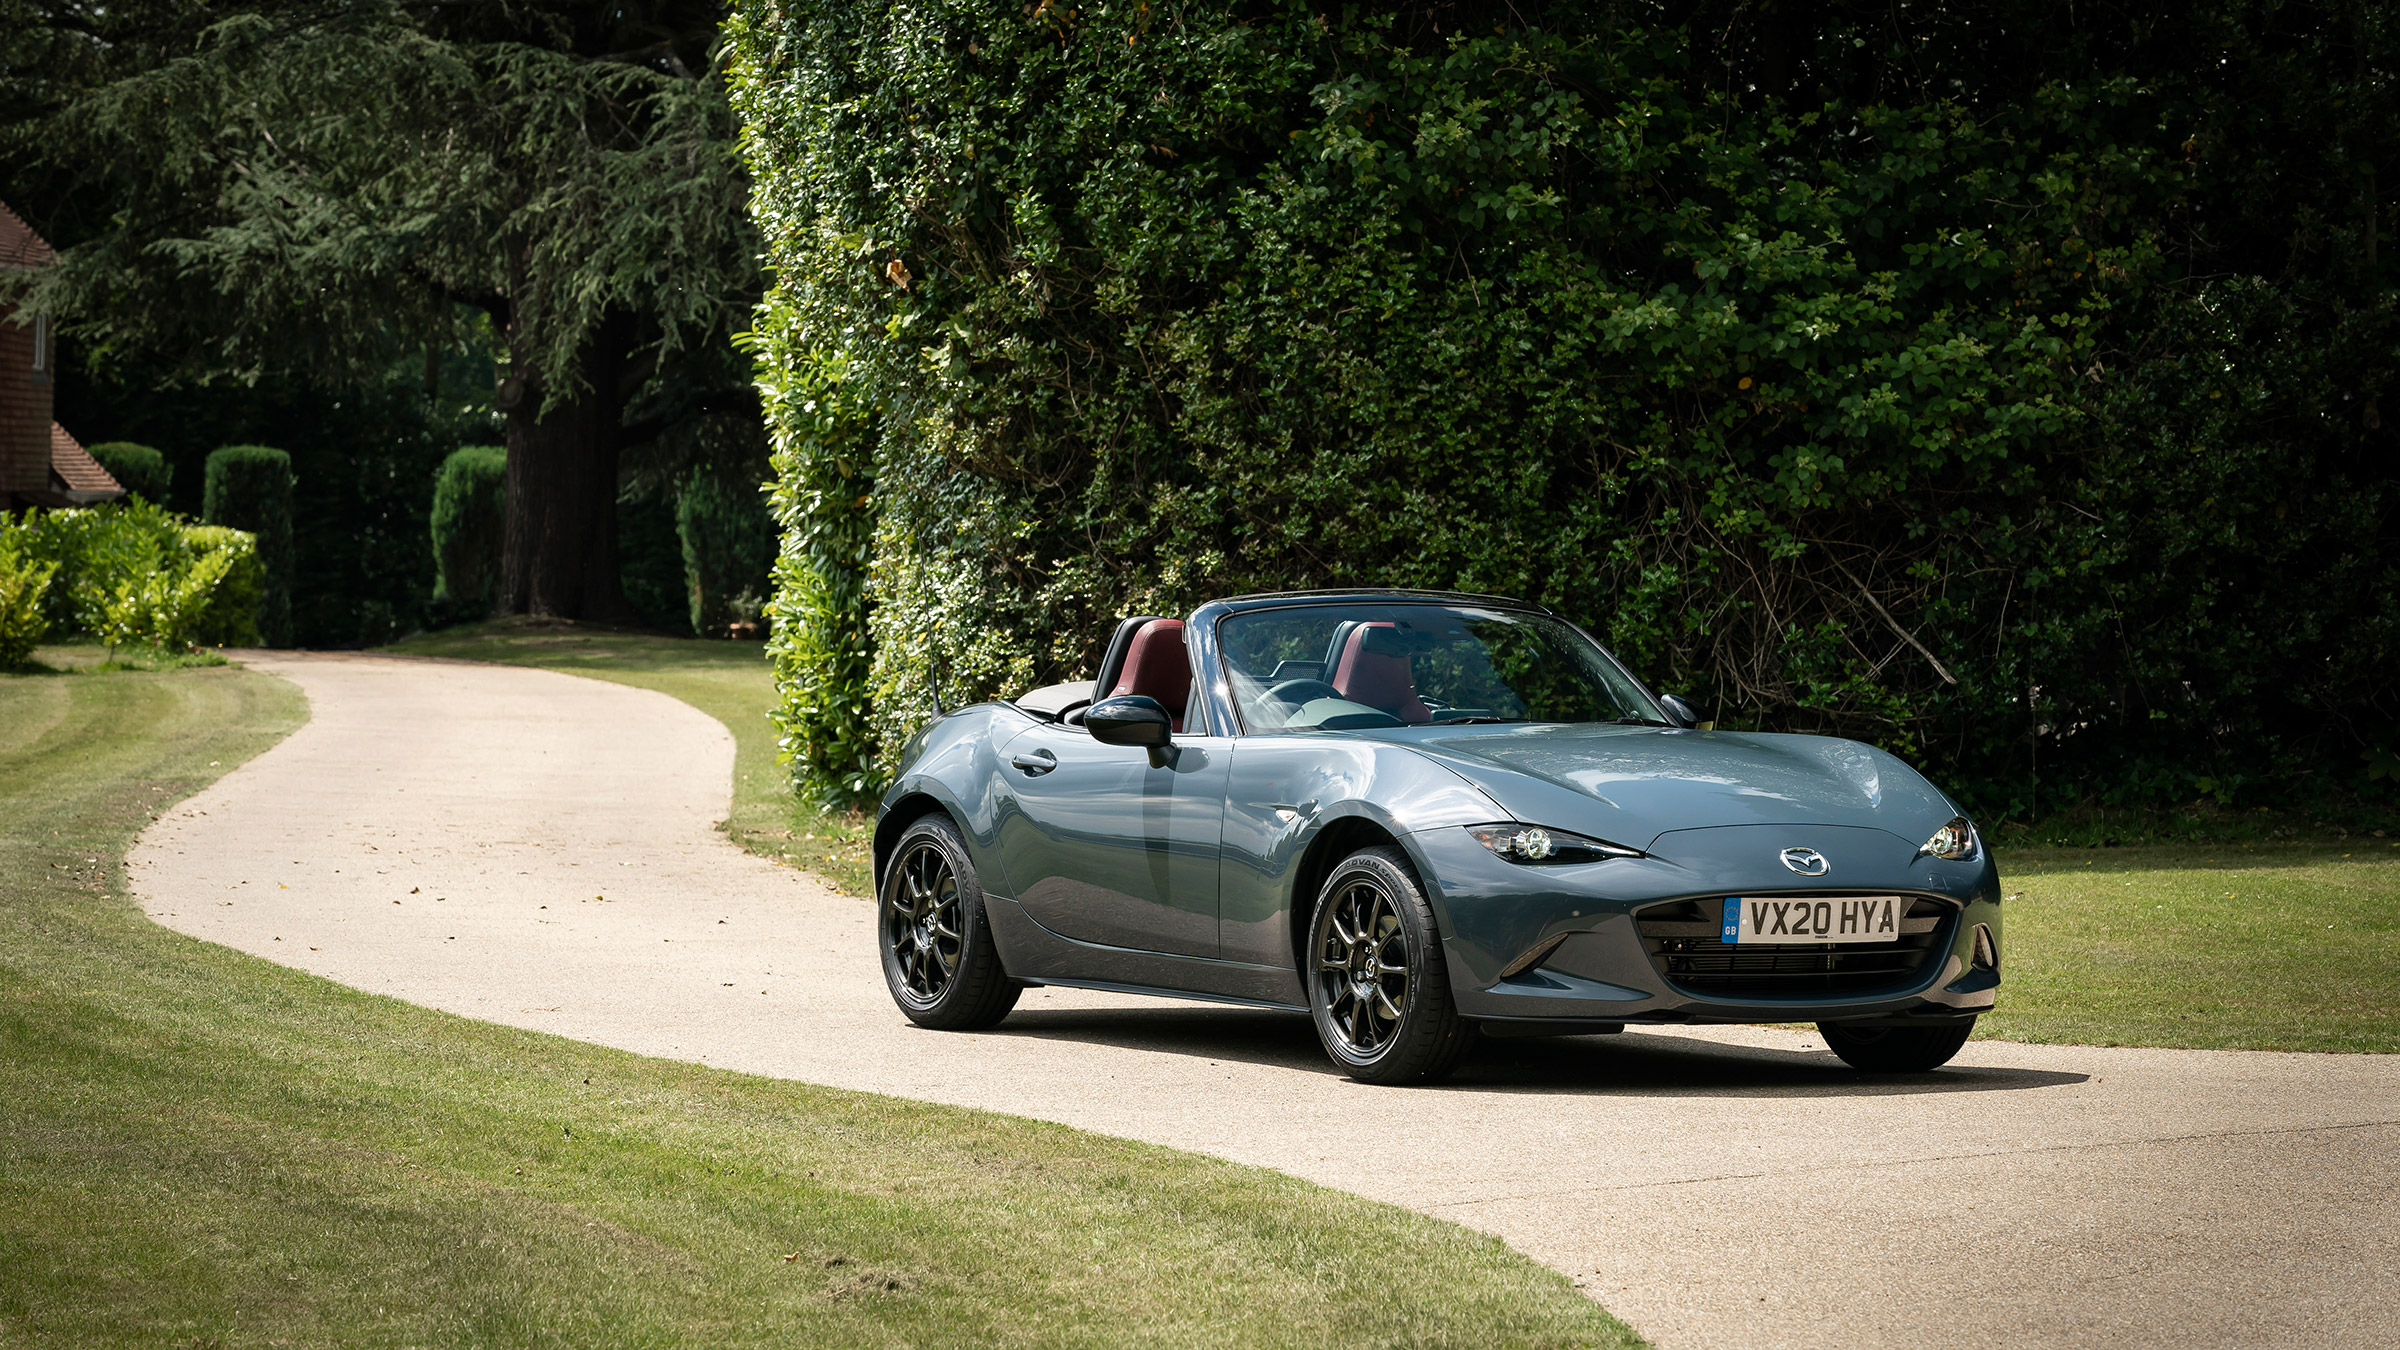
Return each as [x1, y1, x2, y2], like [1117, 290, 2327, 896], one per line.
[1817, 1018, 1975, 1072]
[879, 815, 1020, 1030]
[1306, 846, 1475, 1084]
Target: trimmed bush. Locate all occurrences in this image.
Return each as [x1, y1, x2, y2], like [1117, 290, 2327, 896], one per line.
[203, 445, 295, 647]
[0, 515, 57, 667]
[428, 445, 507, 621]
[676, 469, 776, 639]
[86, 442, 171, 504]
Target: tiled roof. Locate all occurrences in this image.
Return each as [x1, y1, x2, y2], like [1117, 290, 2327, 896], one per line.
[51, 423, 125, 495]
[0, 200, 53, 269]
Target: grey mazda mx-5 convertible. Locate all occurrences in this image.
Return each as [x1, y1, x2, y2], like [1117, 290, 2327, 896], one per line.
[874, 590, 2000, 1083]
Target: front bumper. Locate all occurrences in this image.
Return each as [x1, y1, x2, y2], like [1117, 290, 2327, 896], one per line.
[1405, 821, 2002, 1026]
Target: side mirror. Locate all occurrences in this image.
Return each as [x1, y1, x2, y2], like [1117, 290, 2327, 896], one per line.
[1086, 695, 1173, 748]
[1658, 694, 1705, 730]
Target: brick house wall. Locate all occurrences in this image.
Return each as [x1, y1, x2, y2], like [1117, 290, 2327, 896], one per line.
[0, 199, 106, 510]
[0, 308, 52, 507]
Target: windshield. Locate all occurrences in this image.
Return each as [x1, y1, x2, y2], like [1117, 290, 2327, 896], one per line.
[1217, 603, 1669, 733]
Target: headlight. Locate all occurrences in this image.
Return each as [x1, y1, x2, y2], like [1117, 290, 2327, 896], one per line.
[1918, 815, 1979, 861]
[1467, 823, 1643, 864]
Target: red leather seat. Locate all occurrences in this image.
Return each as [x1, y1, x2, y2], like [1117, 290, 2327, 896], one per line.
[1110, 618, 1190, 732]
[1330, 622, 1431, 724]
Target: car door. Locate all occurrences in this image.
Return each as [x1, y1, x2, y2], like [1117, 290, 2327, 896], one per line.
[994, 721, 1230, 959]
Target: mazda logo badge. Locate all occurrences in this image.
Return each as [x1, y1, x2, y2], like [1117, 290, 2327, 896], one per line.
[1779, 847, 1830, 876]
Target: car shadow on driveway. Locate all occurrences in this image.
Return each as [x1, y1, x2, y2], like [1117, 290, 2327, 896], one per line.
[984, 1006, 2089, 1097]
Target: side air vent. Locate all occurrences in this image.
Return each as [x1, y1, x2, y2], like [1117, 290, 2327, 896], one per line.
[1497, 933, 1571, 980]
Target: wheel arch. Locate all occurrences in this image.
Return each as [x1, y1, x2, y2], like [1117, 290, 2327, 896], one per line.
[874, 790, 954, 893]
[1286, 813, 1415, 972]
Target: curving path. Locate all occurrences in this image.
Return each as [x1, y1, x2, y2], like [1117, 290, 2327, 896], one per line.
[132, 653, 2400, 1349]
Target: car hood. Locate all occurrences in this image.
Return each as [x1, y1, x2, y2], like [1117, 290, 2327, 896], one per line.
[1391, 723, 1960, 849]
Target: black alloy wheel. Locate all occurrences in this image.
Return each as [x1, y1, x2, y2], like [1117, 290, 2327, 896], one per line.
[1306, 846, 1475, 1084]
[1817, 1018, 1976, 1072]
[878, 815, 1020, 1030]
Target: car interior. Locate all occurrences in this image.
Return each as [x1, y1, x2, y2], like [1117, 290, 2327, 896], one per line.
[1104, 618, 1191, 733]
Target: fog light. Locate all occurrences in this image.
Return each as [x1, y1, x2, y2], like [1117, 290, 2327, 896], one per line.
[1972, 923, 1999, 972]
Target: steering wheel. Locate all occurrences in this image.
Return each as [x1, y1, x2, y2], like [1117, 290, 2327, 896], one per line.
[1266, 678, 1341, 705]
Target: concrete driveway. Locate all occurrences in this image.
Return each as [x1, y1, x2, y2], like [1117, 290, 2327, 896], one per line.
[131, 653, 2400, 1349]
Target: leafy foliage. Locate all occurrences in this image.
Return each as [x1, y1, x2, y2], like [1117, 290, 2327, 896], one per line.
[429, 445, 508, 620]
[7, 2, 751, 405]
[746, 318, 877, 805]
[730, 0, 2399, 816]
[9, 502, 264, 654]
[4, 0, 763, 625]
[0, 519, 58, 666]
[675, 467, 775, 638]
[202, 446, 294, 647]
[85, 443, 171, 504]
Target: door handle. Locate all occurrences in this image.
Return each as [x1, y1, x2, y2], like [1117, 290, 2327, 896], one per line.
[1011, 749, 1058, 775]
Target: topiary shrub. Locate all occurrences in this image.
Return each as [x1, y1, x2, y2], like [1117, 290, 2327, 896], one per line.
[203, 445, 295, 646]
[85, 442, 171, 504]
[428, 445, 507, 621]
[676, 468, 776, 640]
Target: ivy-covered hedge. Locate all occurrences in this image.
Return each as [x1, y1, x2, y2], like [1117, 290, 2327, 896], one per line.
[203, 445, 296, 647]
[729, 0, 2399, 818]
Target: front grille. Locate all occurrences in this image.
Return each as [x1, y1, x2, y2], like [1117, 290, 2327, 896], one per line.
[1633, 896, 1954, 1000]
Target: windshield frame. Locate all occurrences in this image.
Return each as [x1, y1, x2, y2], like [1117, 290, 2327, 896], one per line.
[1204, 598, 1670, 737]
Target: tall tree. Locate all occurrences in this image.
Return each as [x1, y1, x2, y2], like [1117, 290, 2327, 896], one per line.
[2, 0, 757, 619]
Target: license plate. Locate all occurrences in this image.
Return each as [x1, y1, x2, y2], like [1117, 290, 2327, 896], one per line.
[1721, 896, 1901, 945]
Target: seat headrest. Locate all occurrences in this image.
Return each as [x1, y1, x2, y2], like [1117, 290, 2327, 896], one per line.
[1330, 622, 1431, 724]
[1109, 618, 1190, 726]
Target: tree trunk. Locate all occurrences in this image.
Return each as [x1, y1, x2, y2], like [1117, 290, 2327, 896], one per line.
[497, 310, 637, 621]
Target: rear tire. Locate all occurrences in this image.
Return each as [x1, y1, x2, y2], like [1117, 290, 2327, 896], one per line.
[879, 815, 1020, 1030]
[1817, 1018, 1975, 1072]
[1305, 846, 1476, 1084]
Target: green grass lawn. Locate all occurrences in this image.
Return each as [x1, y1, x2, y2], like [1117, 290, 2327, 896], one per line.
[384, 622, 2400, 1057]
[0, 650, 1639, 1348]
[1980, 844, 2399, 1052]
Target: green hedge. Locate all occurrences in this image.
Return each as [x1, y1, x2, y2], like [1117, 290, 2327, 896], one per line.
[729, 1, 2400, 817]
[748, 331, 877, 806]
[428, 445, 507, 621]
[676, 468, 777, 639]
[203, 445, 295, 647]
[4, 502, 263, 653]
[85, 442, 171, 504]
